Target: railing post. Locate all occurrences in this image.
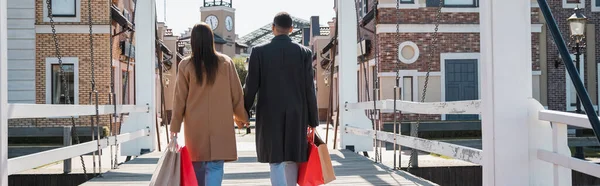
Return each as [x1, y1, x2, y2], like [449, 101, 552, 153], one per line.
[63, 127, 72, 174]
[480, 0, 554, 185]
[552, 123, 572, 186]
[336, 0, 373, 152]
[120, 0, 157, 156]
[0, 0, 8, 184]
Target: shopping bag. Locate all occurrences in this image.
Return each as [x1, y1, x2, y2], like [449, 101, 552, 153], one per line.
[149, 140, 181, 186]
[298, 128, 324, 186]
[180, 146, 199, 186]
[314, 134, 336, 184]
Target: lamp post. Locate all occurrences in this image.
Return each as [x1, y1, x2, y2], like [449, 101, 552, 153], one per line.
[567, 7, 587, 159]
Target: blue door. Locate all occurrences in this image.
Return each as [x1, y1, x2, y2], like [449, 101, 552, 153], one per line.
[445, 59, 479, 120]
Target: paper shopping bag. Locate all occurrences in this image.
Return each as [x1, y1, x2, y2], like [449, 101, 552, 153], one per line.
[298, 129, 324, 186]
[315, 134, 336, 184]
[149, 141, 181, 186]
[180, 146, 199, 186]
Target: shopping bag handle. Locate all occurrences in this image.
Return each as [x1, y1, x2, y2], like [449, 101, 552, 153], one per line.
[166, 137, 180, 152]
[307, 127, 315, 143]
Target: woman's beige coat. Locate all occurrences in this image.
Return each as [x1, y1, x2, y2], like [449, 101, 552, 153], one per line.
[170, 54, 248, 162]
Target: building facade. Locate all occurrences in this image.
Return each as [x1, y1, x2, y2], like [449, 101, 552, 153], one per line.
[7, 0, 138, 130]
[546, 0, 600, 112]
[313, 0, 576, 133]
[313, 0, 600, 137]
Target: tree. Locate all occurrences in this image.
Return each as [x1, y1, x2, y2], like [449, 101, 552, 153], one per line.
[233, 57, 248, 86]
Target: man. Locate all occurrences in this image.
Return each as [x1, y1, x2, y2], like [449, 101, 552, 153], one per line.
[243, 12, 319, 186]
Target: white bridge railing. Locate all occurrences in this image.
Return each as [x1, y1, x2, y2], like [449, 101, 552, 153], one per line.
[538, 110, 600, 180]
[345, 99, 600, 184]
[5, 104, 151, 175]
[344, 99, 483, 164]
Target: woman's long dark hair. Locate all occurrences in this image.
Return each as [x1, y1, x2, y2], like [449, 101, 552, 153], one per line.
[190, 23, 219, 85]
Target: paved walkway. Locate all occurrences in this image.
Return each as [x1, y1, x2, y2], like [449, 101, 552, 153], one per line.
[80, 124, 439, 186]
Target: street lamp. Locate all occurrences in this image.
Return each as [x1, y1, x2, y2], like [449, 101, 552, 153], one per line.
[568, 8, 587, 42]
[567, 7, 588, 159]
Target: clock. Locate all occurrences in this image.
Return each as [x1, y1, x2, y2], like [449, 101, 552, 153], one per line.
[205, 15, 218, 30]
[225, 16, 233, 32]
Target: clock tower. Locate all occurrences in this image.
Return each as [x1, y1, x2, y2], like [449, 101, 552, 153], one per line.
[200, 0, 236, 57]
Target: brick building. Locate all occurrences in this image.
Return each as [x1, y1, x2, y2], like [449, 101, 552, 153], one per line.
[7, 0, 139, 130]
[313, 0, 600, 134]
[314, 0, 553, 130]
[545, 0, 600, 112]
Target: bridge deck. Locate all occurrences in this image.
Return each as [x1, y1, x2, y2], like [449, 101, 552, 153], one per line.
[80, 148, 437, 186]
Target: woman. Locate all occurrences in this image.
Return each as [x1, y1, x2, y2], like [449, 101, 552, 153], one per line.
[170, 23, 249, 186]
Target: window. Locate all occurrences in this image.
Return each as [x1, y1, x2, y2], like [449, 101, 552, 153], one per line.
[46, 57, 79, 105]
[359, 0, 369, 17]
[444, 0, 478, 7]
[401, 0, 415, 4]
[123, 9, 131, 22]
[51, 64, 75, 104]
[593, 0, 600, 11]
[398, 41, 420, 64]
[357, 71, 360, 101]
[43, 0, 80, 22]
[403, 77, 413, 101]
[427, 0, 478, 7]
[563, 0, 585, 8]
[566, 54, 585, 111]
[363, 0, 369, 15]
[122, 70, 131, 105]
[51, 0, 76, 17]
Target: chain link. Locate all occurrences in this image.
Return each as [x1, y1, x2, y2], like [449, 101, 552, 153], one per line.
[354, 0, 380, 162]
[392, 0, 402, 170]
[407, 0, 443, 171]
[86, 0, 103, 176]
[45, 0, 88, 178]
[116, 1, 138, 167]
[107, 0, 118, 170]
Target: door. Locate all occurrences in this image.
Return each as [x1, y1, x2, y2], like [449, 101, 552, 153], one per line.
[445, 59, 479, 120]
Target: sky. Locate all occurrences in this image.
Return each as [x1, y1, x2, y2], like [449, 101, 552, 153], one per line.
[156, 0, 336, 37]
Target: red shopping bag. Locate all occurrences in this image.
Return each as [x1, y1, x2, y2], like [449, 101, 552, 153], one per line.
[297, 128, 324, 186]
[180, 146, 198, 186]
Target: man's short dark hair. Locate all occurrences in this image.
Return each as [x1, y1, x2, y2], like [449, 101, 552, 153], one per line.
[273, 12, 293, 29]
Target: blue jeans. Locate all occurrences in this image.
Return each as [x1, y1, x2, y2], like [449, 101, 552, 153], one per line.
[193, 161, 224, 186]
[269, 161, 298, 186]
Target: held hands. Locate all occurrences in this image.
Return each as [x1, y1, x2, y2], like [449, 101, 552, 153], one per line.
[234, 118, 250, 129]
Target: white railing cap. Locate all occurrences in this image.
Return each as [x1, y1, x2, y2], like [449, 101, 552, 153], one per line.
[539, 110, 593, 129]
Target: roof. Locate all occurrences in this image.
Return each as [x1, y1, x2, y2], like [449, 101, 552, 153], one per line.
[111, 4, 134, 31]
[214, 34, 228, 44]
[237, 16, 311, 47]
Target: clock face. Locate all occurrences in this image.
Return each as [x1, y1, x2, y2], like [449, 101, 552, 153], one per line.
[225, 16, 233, 32]
[205, 15, 218, 30]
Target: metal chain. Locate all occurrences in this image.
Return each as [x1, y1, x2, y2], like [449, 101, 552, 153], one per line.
[107, 0, 117, 170]
[86, 0, 102, 176]
[407, 0, 443, 170]
[393, 0, 402, 170]
[116, 1, 138, 167]
[45, 0, 88, 178]
[354, 0, 379, 162]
